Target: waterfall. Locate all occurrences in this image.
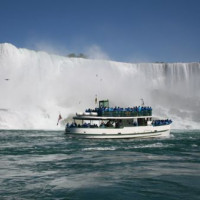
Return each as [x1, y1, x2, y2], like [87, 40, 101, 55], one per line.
[0, 43, 199, 129]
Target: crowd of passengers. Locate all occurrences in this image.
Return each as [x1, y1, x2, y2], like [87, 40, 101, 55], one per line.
[85, 106, 152, 113]
[66, 119, 172, 128]
[66, 122, 98, 128]
[152, 119, 172, 126]
[85, 106, 152, 116]
[67, 122, 116, 128]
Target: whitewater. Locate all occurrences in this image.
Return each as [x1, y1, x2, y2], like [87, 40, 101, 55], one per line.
[0, 43, 200, 130]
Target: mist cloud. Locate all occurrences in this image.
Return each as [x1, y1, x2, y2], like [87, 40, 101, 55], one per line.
[85, 45, 110, 60]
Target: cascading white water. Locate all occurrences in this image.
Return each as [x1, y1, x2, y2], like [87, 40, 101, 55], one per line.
[0, 43, 200, 129]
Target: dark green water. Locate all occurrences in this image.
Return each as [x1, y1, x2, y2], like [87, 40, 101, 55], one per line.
[0, 130, 200, 200]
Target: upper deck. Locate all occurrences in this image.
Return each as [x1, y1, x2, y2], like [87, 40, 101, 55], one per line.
[76, 100, 152, 119]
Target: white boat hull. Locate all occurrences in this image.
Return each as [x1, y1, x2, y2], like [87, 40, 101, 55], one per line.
[65, 125, 171, 139]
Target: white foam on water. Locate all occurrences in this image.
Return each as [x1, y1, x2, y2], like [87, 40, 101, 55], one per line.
[124, 142, 172, 150]
[82, 147, 117, 151]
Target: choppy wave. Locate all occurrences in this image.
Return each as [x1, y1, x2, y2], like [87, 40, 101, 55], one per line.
[1, 130, 200, 199]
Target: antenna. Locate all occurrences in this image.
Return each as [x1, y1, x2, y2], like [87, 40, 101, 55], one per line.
[140, 98, 145, 106]
[95, 95, 98, 105]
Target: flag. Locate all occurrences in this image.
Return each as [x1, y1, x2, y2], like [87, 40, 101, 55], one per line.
[57, 114, 62, 125]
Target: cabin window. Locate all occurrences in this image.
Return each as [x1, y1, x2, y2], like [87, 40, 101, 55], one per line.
[137, 118, 147, 126]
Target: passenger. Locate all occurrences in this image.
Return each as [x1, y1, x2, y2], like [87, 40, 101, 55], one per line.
[115, 121, 120, 128]
[100, 122, 105, 128]
[106, 121, 113, 127]
[133, 122, 138, 126]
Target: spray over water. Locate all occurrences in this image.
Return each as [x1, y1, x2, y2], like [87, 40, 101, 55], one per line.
[0, 43, 199, 129]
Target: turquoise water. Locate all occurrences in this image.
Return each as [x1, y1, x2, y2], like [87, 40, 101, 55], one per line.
[0, 130, 200, 200]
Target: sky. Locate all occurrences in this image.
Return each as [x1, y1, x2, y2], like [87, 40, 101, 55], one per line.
[0, 0, 200, 62]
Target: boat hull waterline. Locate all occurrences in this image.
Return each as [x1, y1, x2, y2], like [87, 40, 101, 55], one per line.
[65, 125, 170, 139]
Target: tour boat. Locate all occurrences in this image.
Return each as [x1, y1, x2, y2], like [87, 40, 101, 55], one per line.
[65, 100, 172, 139]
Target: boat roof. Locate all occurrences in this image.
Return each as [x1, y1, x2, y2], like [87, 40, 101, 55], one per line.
[73, 115, 155, 120]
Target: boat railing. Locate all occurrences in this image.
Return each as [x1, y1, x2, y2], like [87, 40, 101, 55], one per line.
[66, 119, 172, 129]
[84, 106, 152, 117]
[98, 110, 152, 117]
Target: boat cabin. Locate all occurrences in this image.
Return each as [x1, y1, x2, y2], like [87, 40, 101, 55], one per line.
[99, 100, 109, 108]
